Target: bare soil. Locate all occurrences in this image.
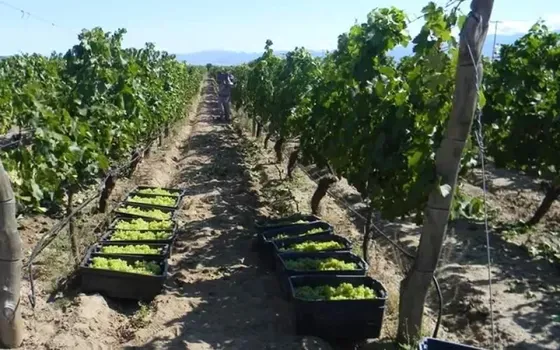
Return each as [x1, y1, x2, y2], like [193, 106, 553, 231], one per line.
[15, 80, 560, 350]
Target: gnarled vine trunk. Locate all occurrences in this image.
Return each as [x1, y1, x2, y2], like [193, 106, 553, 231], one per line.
[273, 137, 285, 163]
[99, 173, 117, 213]
[528, 184, 560, 226]
[310, 175, 338, 215]
[362, 207, 374, 264]
[287, 148, 300, 179]
[263, 133, 271, 149]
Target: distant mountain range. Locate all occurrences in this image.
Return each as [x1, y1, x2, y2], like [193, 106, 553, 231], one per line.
[175, 33, 528, 66]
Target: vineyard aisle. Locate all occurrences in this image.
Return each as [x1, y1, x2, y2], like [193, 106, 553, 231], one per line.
[19, 79, 329, 349]
[120, 80, 332, 350]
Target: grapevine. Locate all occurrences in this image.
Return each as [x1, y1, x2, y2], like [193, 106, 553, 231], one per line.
[284, 257, 358, 271]
[110, 230, 172, 241]
[0, 28, 202, 211]
[100, 245, 161, 255]
[294, 283, 376, 301]
[114, 218, 173, 231]
[280, 240, 346, 252]
[228, 4, 468, 223]
[128, 195, 177, 207]
[90, 257, 161, 275]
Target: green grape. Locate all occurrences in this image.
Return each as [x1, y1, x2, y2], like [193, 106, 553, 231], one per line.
[90, 257, 162, 275]
[136, 188, 179, 197]
[280, 240, 345, 252]
[294, 283, 376, 301]
[114, 218, 173, 231]
[273, 227, 324, 240]
[117, 206, 172, 220]
[110, 230, 172, 241]
[284, 257, 358, 271]
[128, 195, 176, 207]
[101, 244, 161, 255]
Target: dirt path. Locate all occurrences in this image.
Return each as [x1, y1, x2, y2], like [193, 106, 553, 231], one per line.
[120, 81, 331, 350]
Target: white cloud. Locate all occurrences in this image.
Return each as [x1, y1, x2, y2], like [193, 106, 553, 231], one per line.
[495, 14, 560, 35]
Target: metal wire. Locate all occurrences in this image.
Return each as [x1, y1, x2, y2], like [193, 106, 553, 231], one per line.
[462, 13, 496, 349]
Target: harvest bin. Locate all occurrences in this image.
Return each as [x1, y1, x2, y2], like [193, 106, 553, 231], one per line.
[289, 275, 387, 341]
[123, 192, 183, 211]
[100, 229, 178, 245]
[109, 217, 179, 232]
[275, 251, 368, 299]
[88, 242, 171, 258]
[272, 234, 352, 255]
[257, 221, 333, 268]
[131, 185, 185, 197]
[418, 338, 484, 350]
[254, 214, 322, 232]
[114, 203, 177, 221]
[79, 252, 168, 300]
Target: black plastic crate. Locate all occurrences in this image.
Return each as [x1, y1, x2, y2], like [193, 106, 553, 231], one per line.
[109, 216, 178, 232]
[276, 251, 368, 299]
[114, 203, 176, 221]
[255, 214, 322, 232]
[259, 221, 333, 246]
[418, 338, 484, 350]
[256, 222, 333, 268]
[89, 242, 171, 258]
[272, 234, 352, 254]
[100, 228, 178, 245]
[266, 234, 351, 272]
[123, 192, 183, 211]
[132, 185, 185, 197]
[79, 252, 168, 300]
[289, 275, 387, 341]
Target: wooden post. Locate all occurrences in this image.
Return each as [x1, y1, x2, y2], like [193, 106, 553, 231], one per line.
[397, 0, 494, 344]
[0, 160, 24, 348]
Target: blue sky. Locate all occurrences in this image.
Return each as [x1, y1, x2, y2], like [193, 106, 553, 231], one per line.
[1, 0, 559, 55]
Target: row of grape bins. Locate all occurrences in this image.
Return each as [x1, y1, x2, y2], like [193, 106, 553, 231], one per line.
[255, 214, 483, 350]
[78, 186, 184, 301]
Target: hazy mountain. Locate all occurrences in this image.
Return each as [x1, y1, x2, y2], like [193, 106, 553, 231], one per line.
[176, 33, 529, 65]
[175, 49, 327, 66]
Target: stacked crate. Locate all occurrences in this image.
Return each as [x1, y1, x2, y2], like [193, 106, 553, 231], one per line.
[79, 186, 184, 300]
[255, 214, 387, 343]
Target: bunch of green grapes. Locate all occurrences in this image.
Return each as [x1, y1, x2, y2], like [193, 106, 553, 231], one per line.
[128, 195, 176, 207]
[110, 230, 172, 241]
[117, 206, 171, 220]
[294, 283, 375, 301]
[273, 227, 325, 240]
[280, 240, 345, 252]
[101, 244, 161, 255]
[284, 257, 358, 271]
[90, 257, 162, 275]
[137, 188, 179, 197]
[114, 218, 173, 231]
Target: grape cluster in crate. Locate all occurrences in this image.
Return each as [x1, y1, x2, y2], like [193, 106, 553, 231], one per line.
[78, 186, 185, 300]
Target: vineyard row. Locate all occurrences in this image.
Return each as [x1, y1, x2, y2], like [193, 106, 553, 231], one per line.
[218, 3, 559, 225]
[0, 28, 204, 211]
